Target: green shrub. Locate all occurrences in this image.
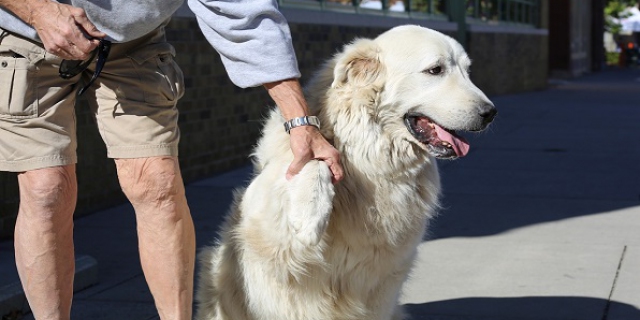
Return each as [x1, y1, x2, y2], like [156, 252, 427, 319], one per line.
[606, 52, 620, 65]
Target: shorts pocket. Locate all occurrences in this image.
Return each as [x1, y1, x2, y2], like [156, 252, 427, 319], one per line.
[128, 43, 185, 105]
[0, 45, 40, 118]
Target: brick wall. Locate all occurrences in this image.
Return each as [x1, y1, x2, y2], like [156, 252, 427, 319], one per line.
[0, 17, 548, 238]
[468, 29, 549, 95]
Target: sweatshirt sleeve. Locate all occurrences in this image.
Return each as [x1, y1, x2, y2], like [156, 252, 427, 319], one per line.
[187, 0, 301, 88]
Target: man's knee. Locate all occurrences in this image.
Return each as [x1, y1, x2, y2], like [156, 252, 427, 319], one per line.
[115, 157, 185, 205]
[17, 166, 77, 215]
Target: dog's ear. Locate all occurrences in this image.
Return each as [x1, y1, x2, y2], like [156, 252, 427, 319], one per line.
[332, 39, 383, 88]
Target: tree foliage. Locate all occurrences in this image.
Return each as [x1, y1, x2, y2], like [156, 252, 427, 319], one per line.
[605, 0, 638, 34]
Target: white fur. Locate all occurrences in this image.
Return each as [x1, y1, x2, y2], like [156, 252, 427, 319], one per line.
[195, 25, 494, 320]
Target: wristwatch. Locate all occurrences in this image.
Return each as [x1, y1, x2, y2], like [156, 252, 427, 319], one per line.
[283, 116, 321, 133]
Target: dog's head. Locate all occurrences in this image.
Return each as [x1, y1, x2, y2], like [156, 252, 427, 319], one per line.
[323, 25, 496, 161]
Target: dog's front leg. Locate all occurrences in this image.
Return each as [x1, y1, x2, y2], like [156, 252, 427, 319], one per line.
[286, 160, 335, 246]
[365, 251, 418, 320]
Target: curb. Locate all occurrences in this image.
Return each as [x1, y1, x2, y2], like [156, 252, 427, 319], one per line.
[0, 254, 99, 318]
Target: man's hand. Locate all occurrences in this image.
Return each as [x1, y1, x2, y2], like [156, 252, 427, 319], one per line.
[31, 1, 106, 60]
[287, 125, 343, 184]
[0, 0, 105, 60]
[264, 79, 344, 183]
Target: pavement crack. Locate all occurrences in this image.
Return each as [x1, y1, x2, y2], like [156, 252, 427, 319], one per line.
[601, 245, 627, 320]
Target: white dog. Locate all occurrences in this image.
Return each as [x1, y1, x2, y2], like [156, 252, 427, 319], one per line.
[195, 25, 496, 320]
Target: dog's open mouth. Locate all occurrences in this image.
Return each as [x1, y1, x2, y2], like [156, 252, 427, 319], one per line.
[404, 113, 470, 159]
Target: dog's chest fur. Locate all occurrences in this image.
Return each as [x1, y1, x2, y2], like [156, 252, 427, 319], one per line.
[330, 165, 438, 246]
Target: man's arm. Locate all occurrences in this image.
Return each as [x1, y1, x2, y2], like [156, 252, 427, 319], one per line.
[264, 79, 343, 183]
[0, 0, 104, 60]
[189, 0, 344, 182]
[187, 0, 301, 88]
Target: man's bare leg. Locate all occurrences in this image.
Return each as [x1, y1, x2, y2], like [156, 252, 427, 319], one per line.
[115, 157, 195, 320]
[14, 165, 77, 320]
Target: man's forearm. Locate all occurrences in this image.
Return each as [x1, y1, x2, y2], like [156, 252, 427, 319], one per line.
[0, 0, 49, 26]
[264, 79, 310, 121]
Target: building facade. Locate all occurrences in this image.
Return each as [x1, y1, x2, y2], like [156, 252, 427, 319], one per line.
[548, 0, 605, 77]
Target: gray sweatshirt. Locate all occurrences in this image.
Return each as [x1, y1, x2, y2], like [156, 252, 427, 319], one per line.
[0, 0, 300, 88]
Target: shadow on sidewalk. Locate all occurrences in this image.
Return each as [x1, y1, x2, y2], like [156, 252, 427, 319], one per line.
[422, 68, 640, 240]
[404, 296, 640, 319]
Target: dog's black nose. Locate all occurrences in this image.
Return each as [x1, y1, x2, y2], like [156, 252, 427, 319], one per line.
[479, 104, 497, 125]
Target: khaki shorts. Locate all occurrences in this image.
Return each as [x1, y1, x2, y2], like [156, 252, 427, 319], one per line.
[0, 26, 184, 172]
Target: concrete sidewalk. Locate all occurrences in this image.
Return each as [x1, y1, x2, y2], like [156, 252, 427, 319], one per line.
[1, 67, 640, 319]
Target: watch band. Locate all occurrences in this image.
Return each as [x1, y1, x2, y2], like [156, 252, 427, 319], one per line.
[283, 116, 321, 133]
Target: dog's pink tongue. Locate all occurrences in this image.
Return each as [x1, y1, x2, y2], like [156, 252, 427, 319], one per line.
[433, 124, 470, 157]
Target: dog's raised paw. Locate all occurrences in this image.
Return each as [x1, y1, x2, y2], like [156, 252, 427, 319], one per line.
[287, 161, 335, 246]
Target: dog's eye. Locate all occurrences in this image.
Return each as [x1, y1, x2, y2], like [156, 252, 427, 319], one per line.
[426, 66, 443, 75]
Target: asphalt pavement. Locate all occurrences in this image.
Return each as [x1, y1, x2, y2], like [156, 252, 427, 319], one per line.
[1, 67, 639, 319]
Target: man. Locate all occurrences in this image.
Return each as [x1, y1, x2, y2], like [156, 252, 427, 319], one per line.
[0, 0, 343, 319]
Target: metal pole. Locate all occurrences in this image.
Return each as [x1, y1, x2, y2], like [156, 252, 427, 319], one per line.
[447, 0, 467, 49]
